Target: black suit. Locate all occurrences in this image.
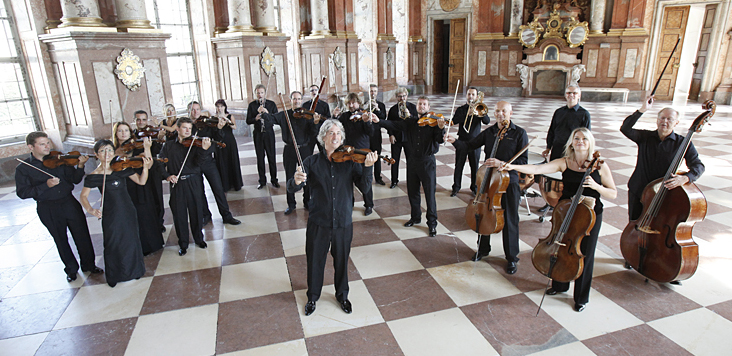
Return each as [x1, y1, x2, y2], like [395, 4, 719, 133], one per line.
[451, 103, 490, 194]
[386, 102, 418, 183]
[368, 100, 387, 181]
[246, 99, 279, 185]
[268, 109, 317, 209]
[191, 122, 233, 221]
[338, 110, 375, 208]
[302, 99, 331, 155]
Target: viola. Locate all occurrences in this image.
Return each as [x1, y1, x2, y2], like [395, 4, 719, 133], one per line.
[532, 152, 603, 283]
[119, 137, 166, 153]
[134, 125, 163, 138]
[417, 112, 445, 127]
[179, 136, 226, 148]
[619, 101, 714, 283]
[42, 151, 96, 169]
[109, 156, 168, 171]
[331, 145, 396, 165]
[465, 123, 510, 235]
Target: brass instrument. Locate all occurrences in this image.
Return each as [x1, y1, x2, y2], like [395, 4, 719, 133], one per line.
[465, 91, 486, 133]
[398, 101, 410, 119]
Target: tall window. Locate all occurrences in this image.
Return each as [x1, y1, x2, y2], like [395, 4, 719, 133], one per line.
[0, 0, 36, 143]
[146, 0, 199, 111]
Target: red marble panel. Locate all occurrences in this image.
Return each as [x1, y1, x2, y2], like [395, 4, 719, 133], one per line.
[611, 0, 631, 29]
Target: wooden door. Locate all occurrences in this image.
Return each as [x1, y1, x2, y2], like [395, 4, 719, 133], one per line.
[448, 18, 466, 92]
[653, 6, 689, 100]
[433, 20, 447, 93]
[689, 4, 716, 100]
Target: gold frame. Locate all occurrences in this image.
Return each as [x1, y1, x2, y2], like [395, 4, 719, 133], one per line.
[565, 18, 590, 48]
[260, 47, 276, 76]
[543, 45, 560, 61]
[518, 19, 544, 48]
[544, 8, 564, 39]
[114, 48, 145, 91]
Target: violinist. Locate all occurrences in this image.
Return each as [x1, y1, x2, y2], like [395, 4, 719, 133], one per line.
[265, 91, 318, 214]
[621, 95, 704, 222]
[504, 128, 617, 311]
[386, 87, 418, 189]
[213, 99, 244, 192]
[377, 96, 445, 237]
[189, 101, 241, 226]
[133, 110, 167, 234]
[303, 84, 331, 155]
[133, 110, 164, 154]
[367, 84, 388, 185]
[450, 87, 491, 197]
[159, 117, 213, 256]
[113, 121, 165, 254]
[246, 84, 280, 190]
[160, 103, 178, 141]
[15, 131, 103, 282]
[112, 121, 133, 156]
[288, 119, 377, 316]
[79, 139, 150, 287]
[446, 101, 527, 274]
[337, 93, 377, 215]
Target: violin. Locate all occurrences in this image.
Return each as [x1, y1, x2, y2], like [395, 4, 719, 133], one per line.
[293, 107, 316, 120]
[532, 152, 603, 283]
[134, 125, 163, 138]
[109, 156, 168, 171]
[417, 112, 446, 127]
[619, 101, 714, 283]
[349, 109, 374, 122]
[42, 151, 96, 169]
[194, 115, 231, 129]
[119, 137, 166, 153]
[179, 136, 226, 148]
[331, 145, 396, 165]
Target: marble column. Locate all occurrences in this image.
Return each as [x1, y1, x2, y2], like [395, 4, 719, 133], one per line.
[58, 0, 105, 27]
[589, 0, 606, 34]
[227, 0, 257, 33]
[508, 0, 524, 37]
[115, 0, 153, 30]
[251, 0, 280, 35]
[309, 0, 330, 37]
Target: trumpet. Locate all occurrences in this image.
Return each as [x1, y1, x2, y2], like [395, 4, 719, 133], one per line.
[398, 101, 410, 119]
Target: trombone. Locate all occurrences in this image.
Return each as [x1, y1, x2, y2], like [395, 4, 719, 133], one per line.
[464, 91, 487, 133]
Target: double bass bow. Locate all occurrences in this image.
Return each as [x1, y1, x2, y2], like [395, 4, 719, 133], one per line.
[619, 101, 714, 283]
[465, 121, 510, 235]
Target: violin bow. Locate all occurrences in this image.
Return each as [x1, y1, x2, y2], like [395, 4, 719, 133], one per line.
[501, 136, 538, 169]
[443, 80, 460, 146]
[279, 94, 305, 170]
[15, 158, 57, 179]
[172, 132, 198, 187]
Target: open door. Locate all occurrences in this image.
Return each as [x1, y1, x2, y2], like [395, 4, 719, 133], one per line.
[433, 20, 448, 93]
[653, 6, 689, 101]
[448, 18, 466, 92]
[689, 4, 716, 100]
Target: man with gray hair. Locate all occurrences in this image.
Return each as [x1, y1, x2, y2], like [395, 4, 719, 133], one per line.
[620, 95, 704, 221]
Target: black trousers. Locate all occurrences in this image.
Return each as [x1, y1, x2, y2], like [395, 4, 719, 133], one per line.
[305, 221, 353, 302]
[390, 141, 406, 183]
[628, 191, 644, 221]
[254, 131, 278, 185]
[407, 155, 437, 227]
[151, 162, 165, 227]
[283, 144, 310, 209]
[200, 159, 233, 221]
[551, 211, 603, 305]
[169, 175, 205, 248]
[477, 182, 521, 262]
[453, 145, 480, 193]
[370, 131, 383, 181]
[37, 197, 96, 275]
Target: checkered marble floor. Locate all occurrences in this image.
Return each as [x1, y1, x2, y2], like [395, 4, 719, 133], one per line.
[1, 96, 732, 356]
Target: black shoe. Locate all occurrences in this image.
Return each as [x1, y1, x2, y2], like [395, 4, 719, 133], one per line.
[196, 241, 208, 249]
[669, 281, 681, 285]
[223, 217, 241, 225]
[83, 266, 104, 274]
[538, 204, 551, 213]
[404, 219, 420, 227]
[546, 287, 560, 295]
[574, 303, 586, 312]
[390, 181, 399, 189]
[66, 273, 77, 282]
[271, 181, 280, 188]
[471, 251, 489, 261]
[161, 225, 166, 232]
[429, 226, 437, 237]
[375, 179, 386, 185]
[506, 261, 517, 274]
[450, 189, 458, 197]
[202, 216, 212, 226]
[364, 207, 373, 216]
[284, 207, 295, 215]
[178, 248, 187, 256]
[339, 299, 352, 314]
[257, 183, 265, 190]
[108, 282, 117, 288]
[471, 189, 477, 197]
[304, 300, 316, 316]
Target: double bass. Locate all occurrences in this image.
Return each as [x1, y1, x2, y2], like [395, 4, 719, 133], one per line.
[620, 101, 714, 283]
[465, 122, 510, 235]
[532, 152, 602, 283]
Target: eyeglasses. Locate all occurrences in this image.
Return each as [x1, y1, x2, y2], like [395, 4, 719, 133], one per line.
[565, 92, 580, 96]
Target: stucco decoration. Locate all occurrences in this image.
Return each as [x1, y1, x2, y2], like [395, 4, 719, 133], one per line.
[440, 0, 460, 12]
[333, 46, 345, 70]
[516, 64, 530, 89]
[569, 64, 585, 86]
[261, 46, 276, 76]
[114, 48, 145, 91]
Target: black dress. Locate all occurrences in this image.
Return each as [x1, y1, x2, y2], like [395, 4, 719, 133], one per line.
[84, 170, 146, 286]
[215, 114, 243, 191]
[126, 165, 165, 255]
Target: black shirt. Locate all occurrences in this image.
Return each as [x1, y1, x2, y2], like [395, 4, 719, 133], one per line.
[453, 121, 529, 184]
[302, 100, 331, 119]
[386, 102, 418, 143]
[546, 104, 591, 160]
[452, 103, 490, 141]
[379, 115, 444, 159]
[337, 111, 374, 149]
[246, 99, 279, 133]
[269, 110, 317, 147]
[16, 154, 85, 202]
[620, 110, 705, 197]
[287, 151, 372, 228]
[158, 138, 211, 178]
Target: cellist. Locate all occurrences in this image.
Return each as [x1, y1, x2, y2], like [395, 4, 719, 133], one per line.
[446, 101, 528, 274]
[504, 128, 616, 311]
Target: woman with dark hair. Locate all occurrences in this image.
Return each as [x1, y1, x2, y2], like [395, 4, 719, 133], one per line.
[214, 99, 243, 191]
[79, 139, 151, 287]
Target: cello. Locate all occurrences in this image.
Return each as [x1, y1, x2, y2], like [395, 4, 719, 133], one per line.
[465, 121, 510, 235]
[532, 152, 602, 283]
[620, 101, 714, 283]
